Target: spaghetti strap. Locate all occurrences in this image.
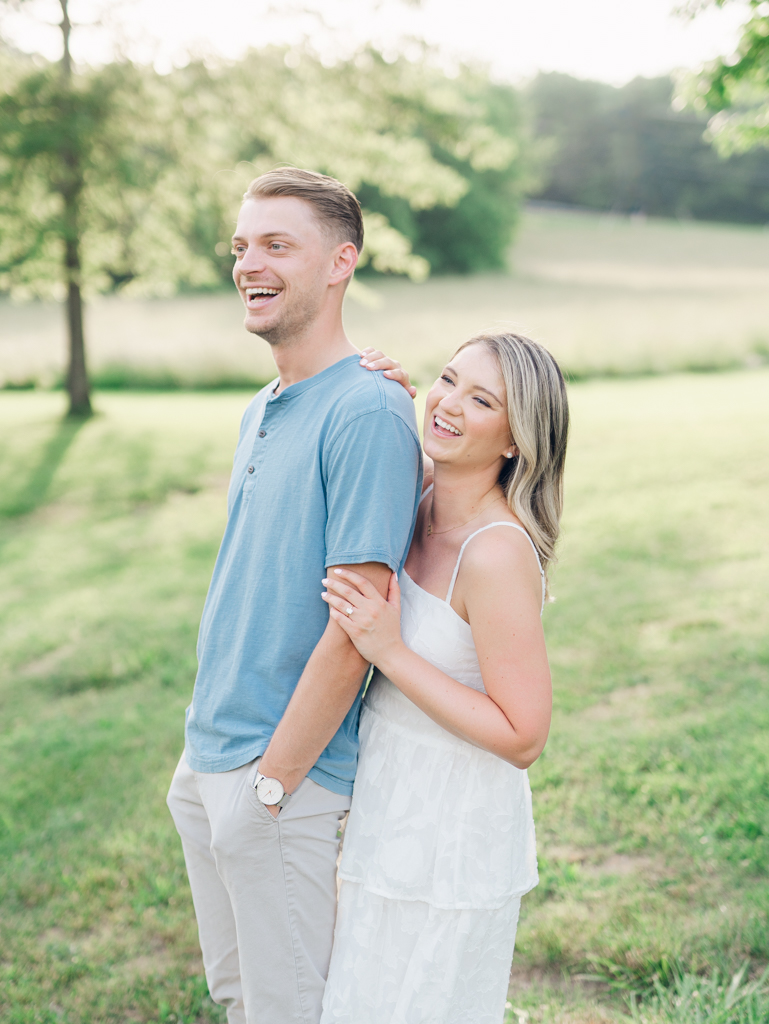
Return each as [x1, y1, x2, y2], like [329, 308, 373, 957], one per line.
[419, 482, 434, 505]
[445, 522, 546, 614]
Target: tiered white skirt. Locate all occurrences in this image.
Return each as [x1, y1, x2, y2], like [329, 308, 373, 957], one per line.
[320, 676, 538, 1024]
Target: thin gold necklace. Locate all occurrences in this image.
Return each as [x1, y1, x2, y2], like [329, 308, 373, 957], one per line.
[427, 494, 500, 537]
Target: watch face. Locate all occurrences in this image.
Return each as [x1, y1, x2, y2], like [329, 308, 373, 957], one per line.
[256, 776, 284, 806]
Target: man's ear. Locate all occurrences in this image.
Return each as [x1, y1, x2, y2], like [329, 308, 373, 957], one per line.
[329, 241, 359, 288]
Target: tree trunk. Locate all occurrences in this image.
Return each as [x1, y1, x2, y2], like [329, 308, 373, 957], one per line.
[58, 0, 91, 418]
[65, 234, 91, 417]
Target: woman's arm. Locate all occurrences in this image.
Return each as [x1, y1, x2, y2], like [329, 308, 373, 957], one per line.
[322, 535, 551, 768]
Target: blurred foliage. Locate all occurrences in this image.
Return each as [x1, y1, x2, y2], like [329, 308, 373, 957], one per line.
[356, 72, 530, 273]
[527, 72, 769, 223]
[0, 58, 197, 300]
[0, 42, 528, 300]
[680, 0, 769, 156]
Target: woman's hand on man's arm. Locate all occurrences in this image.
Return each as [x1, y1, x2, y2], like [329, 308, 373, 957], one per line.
[322, 567, 406, 668]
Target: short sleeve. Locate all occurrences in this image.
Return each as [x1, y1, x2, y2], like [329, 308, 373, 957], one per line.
[324, 409, 422, 572]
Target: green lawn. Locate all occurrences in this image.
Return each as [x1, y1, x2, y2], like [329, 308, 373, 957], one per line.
[1, 369, 768, 1023]
[2, 207, 769, 390]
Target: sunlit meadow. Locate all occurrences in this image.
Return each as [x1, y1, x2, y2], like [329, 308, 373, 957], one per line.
[1, 363, 767, 1021]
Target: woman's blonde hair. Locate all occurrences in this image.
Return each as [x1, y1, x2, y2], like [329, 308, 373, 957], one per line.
[454, 333, 569, 586]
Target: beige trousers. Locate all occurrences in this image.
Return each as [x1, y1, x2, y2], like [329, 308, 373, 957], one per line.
[167, 752, 350, 1024]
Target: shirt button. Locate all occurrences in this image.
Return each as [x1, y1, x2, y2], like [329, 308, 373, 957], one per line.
[258, 430, 266, 438]
[247, 465, 255, 474]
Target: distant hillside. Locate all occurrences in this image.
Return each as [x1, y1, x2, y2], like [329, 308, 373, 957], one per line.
[526, 73, 769, 225]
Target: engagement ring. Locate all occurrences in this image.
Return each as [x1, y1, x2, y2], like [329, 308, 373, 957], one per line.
[346, 606, 354, 616]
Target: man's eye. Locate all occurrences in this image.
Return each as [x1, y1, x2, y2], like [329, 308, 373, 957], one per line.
[232, 247, 245, 256]
[270, 243, 284, 251]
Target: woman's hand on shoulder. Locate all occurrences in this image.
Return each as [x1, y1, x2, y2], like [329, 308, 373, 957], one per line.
[322, 568, 406, 668]
[359, 348, 417, 398]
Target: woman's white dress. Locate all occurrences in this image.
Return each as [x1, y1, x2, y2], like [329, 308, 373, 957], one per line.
[320, 512, 544, 1024]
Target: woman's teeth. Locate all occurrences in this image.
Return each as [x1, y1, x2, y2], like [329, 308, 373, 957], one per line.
[434, 416, 461, 436]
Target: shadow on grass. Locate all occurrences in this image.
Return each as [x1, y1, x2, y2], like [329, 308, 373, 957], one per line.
[1, 417, 87, 518]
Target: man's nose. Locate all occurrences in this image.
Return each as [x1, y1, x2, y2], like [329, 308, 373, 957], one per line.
[238, 246, 267, 277]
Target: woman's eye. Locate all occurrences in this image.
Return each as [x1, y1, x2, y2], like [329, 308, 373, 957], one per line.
[440, 375, 454, 385]
[474, 397, 491, 408]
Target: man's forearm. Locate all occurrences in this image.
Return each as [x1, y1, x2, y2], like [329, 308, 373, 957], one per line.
[257, 622, 369, 794]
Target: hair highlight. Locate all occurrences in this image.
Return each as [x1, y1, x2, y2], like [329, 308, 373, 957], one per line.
[454, 333, 569, 591]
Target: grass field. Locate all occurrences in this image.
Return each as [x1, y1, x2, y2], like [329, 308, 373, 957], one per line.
[2, 207, 769, 390]
[1, 367, 767, 1023]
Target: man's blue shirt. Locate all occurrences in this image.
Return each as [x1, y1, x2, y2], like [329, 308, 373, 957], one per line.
[184, 355, 423, 794]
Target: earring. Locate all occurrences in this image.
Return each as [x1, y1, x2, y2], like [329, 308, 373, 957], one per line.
[505, 452, 514, 459]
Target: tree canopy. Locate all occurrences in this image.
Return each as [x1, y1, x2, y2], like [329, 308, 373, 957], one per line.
[0, 43, 528, 302]
[681, 0, 769, 155]
[0, 27, 528, 410]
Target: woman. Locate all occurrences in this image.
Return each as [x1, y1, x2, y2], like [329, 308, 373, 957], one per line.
[320, 333, 569, 1024]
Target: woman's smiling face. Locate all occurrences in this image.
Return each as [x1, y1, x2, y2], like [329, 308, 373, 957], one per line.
[423, 343, 516, 470]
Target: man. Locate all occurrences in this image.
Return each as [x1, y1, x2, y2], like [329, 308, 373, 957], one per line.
[166, 169, 422, 1024]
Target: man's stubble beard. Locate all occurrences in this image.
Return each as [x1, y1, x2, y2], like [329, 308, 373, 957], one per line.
[245, 288, 325, 348]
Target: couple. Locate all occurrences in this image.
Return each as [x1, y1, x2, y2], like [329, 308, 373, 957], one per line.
[167, 168, 569, 1024]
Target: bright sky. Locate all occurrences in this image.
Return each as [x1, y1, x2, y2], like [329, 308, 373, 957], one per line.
[2, 0, 751, 85]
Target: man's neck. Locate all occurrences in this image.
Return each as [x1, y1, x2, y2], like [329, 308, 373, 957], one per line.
[271, 323, 358, 393]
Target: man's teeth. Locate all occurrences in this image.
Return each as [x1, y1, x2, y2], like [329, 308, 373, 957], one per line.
[435, 416, 461, 436]
[246, 287, 280, 297]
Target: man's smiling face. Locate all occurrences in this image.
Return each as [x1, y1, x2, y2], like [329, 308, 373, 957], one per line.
[231, 196, 335, 345]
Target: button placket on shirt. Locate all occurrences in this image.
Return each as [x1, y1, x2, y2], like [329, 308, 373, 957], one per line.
[242, 403, 278, 500]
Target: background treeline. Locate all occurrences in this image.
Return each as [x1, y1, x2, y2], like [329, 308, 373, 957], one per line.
[527, 72, 769, 224]
[0, 40, 528, 300]
[3, 42, 769, 313]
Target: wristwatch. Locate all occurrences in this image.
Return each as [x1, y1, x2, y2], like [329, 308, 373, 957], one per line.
[253, 770, 290, 808]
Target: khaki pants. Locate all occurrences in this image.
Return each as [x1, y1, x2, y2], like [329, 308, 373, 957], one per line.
[167, 752, 350, 1024]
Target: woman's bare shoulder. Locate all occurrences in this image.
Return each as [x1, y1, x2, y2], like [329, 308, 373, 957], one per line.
[460, 520, 542, 597]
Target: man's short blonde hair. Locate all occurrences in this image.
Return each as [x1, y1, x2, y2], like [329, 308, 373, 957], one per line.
[244, 168, 364, 252]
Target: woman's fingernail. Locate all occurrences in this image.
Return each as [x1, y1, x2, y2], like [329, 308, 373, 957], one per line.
[360, 359, 368, 366]
[322, 578, 328, 585]
[334, 568, 343, 574]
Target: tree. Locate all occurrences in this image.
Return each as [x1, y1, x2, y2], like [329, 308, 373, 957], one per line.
[679, 0, 769, 155]
[1, 30, 530, 396]
[0, 0, 99, 414]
